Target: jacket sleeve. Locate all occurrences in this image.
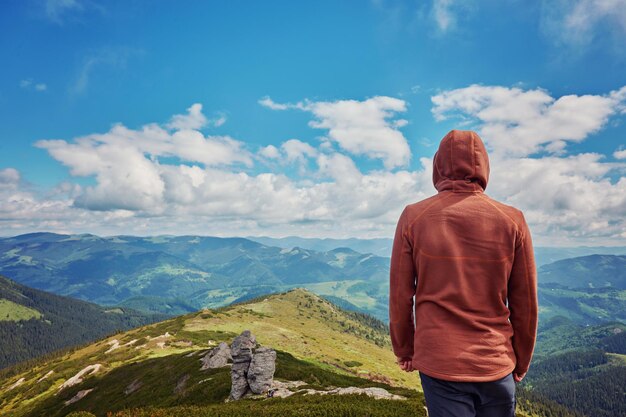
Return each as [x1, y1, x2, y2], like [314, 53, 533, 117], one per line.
[389, 207, 417, 360]
[507, 212, 538, 375]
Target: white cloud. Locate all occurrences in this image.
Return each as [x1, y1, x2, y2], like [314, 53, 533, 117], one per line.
[258, 96, 290, 110]
[45, 0, 83, 23]
[6, 101, 432, 238]
[210, 112, 227, 127]
[432, 84, 626, 244]
[0, 168, 20, 185]
[281, 139, 318, 163]
[487, 153, 626, 244]
[20, 79, 47, 92]
[432, 84, 626, 157]
[167, 103, 208, 130]
[541, 0, 626, 47]
[614, 148, 626, 159]
[6, 91, 626, 244]
[71, 47, 137, 95]
[258, 145, 281, 159]
[44, 0, 105, 24]
[432, 0, 456, 32]
[261, 96, 411, 168]
[35, 104, 252, 211]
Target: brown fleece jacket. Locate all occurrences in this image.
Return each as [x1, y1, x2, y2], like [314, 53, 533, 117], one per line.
[389, 129, 538, 382]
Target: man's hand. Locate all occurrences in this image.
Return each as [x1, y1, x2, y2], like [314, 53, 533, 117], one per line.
[513, 372, 526, 383]
[397, 357, 414, 372]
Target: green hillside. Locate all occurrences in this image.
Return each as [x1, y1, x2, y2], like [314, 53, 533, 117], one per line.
[0, 289, 562, 417]
[536, 255, 626, 325]
[539, 255, 626, 289]
[0, 275, 167, 369]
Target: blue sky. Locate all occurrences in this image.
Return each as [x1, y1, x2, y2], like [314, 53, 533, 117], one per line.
[1, 0, 625, 245]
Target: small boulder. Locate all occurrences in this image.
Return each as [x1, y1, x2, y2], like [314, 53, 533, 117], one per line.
[64, 388, 94, 406]
[124, 379, 142, 395]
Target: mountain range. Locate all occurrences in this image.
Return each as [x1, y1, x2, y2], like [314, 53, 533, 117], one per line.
[0, 233, 390, 319]
[1, 233, 625, 328]
[247, 236, 626, 266]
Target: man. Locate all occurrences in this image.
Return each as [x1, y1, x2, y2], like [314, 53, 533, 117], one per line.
[389, 130, 538, 417]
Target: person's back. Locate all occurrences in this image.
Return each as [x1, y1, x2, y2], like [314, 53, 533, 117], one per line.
[389, 129, 538, 416]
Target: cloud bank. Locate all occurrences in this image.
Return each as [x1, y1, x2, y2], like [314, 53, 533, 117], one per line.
[2, 86, 625, 244]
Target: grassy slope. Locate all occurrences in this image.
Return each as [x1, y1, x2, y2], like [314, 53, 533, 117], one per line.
[0, 289, 422, 416]
[0, 289, 554, 417]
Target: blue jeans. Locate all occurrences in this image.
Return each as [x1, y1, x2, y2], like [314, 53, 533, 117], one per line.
[419, 371, 516, 417]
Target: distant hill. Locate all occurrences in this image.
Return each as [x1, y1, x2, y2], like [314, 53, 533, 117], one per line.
[533, 246, 626, 267]
[247, 236, 626, 266]
[536, 255, 626, 325]
[0, 275, 166, 369]
[538, 254, 626, 290]
[248, 236, 394, 257]
[0, 233, 390, 320]
[0, 289, 567, 417]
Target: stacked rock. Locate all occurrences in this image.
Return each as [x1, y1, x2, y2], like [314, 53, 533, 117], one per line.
[228, 330, 276, 400]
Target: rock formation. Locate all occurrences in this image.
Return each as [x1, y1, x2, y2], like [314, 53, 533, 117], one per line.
[57, 364, 102, 392]
[227, 330, 277, 401]
[64, 388, 94, 406]
[200, 342, 232, 369]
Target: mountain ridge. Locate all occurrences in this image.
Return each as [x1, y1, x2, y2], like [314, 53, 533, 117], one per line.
[0, 274, 166, 369]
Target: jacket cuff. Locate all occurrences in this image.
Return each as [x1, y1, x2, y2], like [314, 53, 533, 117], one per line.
[513, 366, 528, 375]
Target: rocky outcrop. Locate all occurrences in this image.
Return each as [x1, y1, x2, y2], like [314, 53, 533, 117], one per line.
[37, 370, 54, 383]
[174, 374, 190, 395]
[266, 381, 405, 400]
[200, 342, 232, 370]
[228, 330, 277, 401]
[266, 380, 308, 398]
[6, 377, 25, 392]
[222, 331, 400, 403]
[124, 379, 142, 395]
[321, 386, 405, 400]
[248, 347, 276, 394]
[57, 364, 103, 392]
[64, 388, 94, 406]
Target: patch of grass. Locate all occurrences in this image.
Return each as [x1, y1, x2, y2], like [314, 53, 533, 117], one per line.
[106, 394, 427, 417]
[0, 299, 42, 321]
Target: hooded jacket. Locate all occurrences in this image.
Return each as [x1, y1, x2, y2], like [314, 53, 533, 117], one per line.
[389, 129, 538, 382]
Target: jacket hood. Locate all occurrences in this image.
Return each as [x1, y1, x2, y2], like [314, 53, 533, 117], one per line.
[433, 130, 490, 193]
